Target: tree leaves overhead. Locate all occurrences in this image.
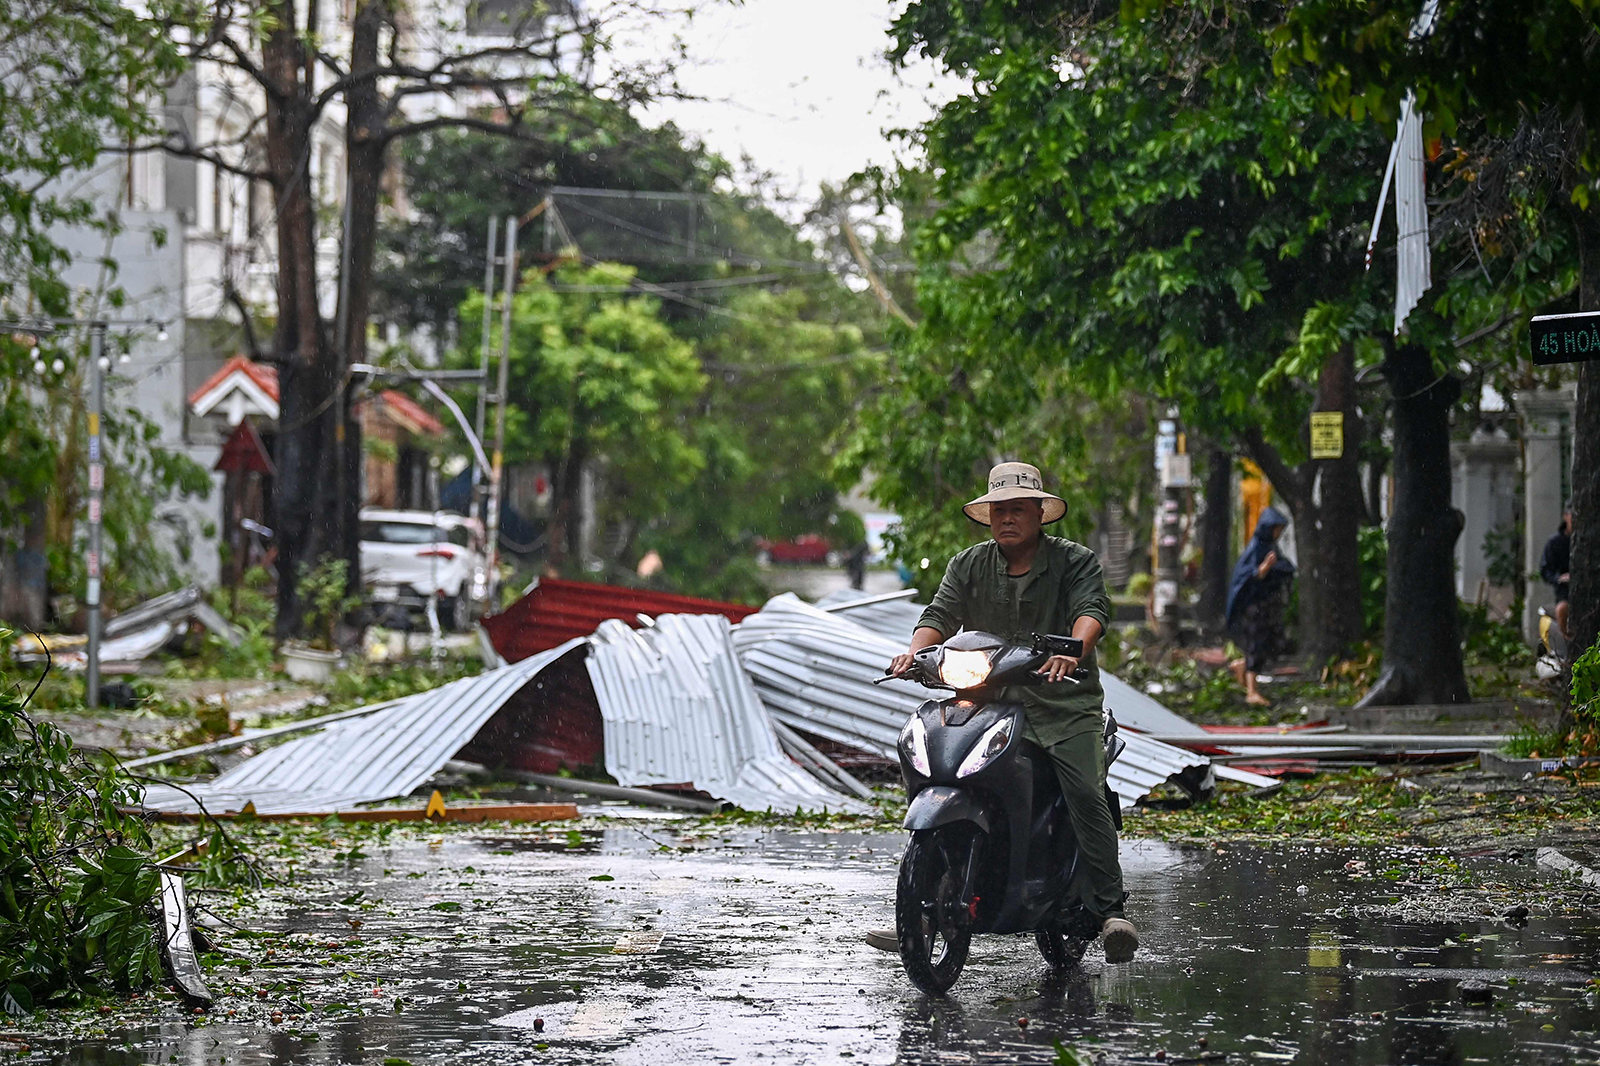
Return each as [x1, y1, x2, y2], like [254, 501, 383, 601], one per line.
[855, 0, 1395, 579]
[0, 0, 181, 315]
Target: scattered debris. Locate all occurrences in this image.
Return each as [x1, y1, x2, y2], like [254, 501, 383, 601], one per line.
[123, 698, 410, 769]
[1148, 732, 1509, 752]
[446, 761, 721, 813]
[136, 640, 589, 815]
[146, 801, 578, 824]
[732, 594, 1213, 809]
[585, 613, 868, 813]
[481, 576, 755, 662]
[158, 872, 212, 1006]
[1536, 846, 1600, 888]
[15, 586, 242, 672]
[1481, 750, 1600, 778]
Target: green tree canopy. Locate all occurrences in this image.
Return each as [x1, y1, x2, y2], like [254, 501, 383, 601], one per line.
[458, 263, 706, 570]
[857, 0, 1395, 656]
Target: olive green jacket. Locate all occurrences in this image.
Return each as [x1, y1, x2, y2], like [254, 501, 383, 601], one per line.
[916, 535, 1112, 745]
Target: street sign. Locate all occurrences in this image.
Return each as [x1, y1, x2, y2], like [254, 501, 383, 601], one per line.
[1531, 311, 1600, 366]
[1160, 452, 1192, 489]
[1309, 411, 1344, 459]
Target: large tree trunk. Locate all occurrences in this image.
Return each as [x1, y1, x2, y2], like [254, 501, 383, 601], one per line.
[1357, 341, 1470, 707]
[266, 2, 339, 641]
[1236, 349, 1365, 666]
[336, 0, 387, 603]
[1300, 348, 1364, 665]
[1569, 207, 1600, 667]
[1195, 442, 1232, 636]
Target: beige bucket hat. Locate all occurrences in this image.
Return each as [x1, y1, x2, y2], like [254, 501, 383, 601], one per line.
[963, 462, 1066, 526]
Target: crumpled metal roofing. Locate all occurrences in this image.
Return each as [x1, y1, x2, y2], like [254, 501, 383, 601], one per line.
[586, 613, 868, 814]
[818, 589, 1199, 737]
[138, 640, 586, 814]
[814, 588, 927, 643]
[732, 594, 1209, 809]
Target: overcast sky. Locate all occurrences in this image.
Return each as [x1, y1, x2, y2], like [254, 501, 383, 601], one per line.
[621, 0, 958, 211]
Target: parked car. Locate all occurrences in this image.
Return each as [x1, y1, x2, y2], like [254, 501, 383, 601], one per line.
[755, 534, 841, 567]
[358, 508, 488, 631]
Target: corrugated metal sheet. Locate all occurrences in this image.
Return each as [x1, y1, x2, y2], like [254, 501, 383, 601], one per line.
[817, 589, 1204, 737]
[1392, 91, 1431, 333]
[483, 577, 756, 662]
[586, 613, 867, 814]
[138, 640, 587, 814]
[814, 590, 1300, 773]
[731, 594, 1209, 809]
[816, 589, 927, 644]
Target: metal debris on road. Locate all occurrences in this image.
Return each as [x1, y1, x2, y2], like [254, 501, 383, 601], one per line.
[157, 872, 212, 1006]
[732, 594, 1212, 809]
[145, 801, 579, 824]
[16, 585, 242, 671]
[137, 640, 587, 814]
[586, 612, 870, 813]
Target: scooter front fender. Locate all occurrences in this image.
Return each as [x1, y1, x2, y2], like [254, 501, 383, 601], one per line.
[902, 785, 992, 833]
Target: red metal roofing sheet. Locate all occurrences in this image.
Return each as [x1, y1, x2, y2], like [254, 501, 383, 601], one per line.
[482, 577, 757, 663]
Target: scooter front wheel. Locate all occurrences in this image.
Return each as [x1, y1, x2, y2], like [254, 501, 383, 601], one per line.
[896, 826, 975, 995]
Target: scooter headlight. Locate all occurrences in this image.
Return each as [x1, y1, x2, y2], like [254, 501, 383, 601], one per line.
[956, 717, 1013, 778]
[940, 649, 993, 689]
[899, 714, 931, 777]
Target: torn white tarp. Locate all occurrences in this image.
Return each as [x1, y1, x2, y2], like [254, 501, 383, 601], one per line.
[586, 613, 868, 814]
[732, 594, 1212, 809]
[137, 640, 586, 814]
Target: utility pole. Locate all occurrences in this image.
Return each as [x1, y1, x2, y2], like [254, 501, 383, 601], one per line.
[85, 322, 107, 709]
[473, 215, 500, 523]
[484, 215, 518, 605]
[2, 314, 161, 707]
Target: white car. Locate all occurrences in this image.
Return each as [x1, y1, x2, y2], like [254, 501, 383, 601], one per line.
[358, 508, 488, 631]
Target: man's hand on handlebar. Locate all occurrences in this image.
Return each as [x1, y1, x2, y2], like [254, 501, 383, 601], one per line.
[888, 651, 917, 677]
[1037, 654, 1081, 682]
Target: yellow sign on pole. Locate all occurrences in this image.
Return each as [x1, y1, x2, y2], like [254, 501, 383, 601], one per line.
[1309, 411, 1344, 459]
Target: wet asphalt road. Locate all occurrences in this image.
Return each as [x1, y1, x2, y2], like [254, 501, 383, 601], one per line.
[34, 811, 1600, 1065]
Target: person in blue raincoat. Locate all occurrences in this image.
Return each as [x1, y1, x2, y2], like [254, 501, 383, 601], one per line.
[1226, 506, 1296, 706]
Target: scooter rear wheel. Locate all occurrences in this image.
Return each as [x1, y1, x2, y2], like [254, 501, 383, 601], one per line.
[1035, 925, 1091, 971]
[896, 827, 974, 995]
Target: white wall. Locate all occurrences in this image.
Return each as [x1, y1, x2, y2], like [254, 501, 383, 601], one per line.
[50, 156, 225, 587]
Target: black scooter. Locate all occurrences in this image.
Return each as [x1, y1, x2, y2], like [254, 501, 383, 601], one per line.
[879, 630, 1126, 995]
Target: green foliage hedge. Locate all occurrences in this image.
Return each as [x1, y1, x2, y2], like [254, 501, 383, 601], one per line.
[0, 634, 163, 1012]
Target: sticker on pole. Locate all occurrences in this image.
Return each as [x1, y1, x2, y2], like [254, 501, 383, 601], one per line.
[1531, 311, 1600, 366]
[1309, 412, 1344, 459]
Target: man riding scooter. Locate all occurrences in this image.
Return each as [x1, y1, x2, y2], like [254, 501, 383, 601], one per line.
[865, 461, 1138, 964]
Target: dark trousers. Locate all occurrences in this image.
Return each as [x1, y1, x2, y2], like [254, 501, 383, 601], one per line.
[1036, 730, 1126, 921]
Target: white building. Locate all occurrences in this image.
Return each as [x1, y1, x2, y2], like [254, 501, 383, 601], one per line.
[35, 0, 573, 588]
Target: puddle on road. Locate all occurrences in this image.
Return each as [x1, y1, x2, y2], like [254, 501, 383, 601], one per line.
[30, 827, 1600, 1065]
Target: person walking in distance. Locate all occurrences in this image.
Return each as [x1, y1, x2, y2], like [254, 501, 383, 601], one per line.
[864, 461, 1138, 964]
[1226, 507, 1296, 707]
[1541, 504, 1573, 642]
